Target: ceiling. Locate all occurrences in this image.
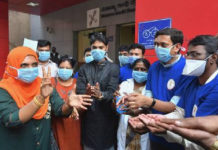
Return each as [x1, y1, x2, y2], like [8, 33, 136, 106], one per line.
[8, 0, 89, 15]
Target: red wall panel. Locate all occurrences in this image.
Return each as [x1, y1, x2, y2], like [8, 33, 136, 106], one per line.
[0, 1, 9, 78]
[0, 1, 8, 19]
[135, 0, 218, 64]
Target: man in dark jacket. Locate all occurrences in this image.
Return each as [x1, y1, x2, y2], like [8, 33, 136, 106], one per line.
[76, 32, 120, 150]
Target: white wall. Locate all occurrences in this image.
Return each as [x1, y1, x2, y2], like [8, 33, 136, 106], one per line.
[9, 10, 30, 50]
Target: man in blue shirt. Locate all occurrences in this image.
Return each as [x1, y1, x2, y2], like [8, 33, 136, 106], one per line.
[177, 35, 218, 118]
[73, 47, 93, 79]
[119, 43, 145, 83]
[118, 45, 129, 67]
[125, 28, 186, 150]
[134, 35, 218, 150]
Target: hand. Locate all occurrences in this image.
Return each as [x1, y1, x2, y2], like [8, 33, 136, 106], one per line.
[90, 82, 102, 99]
[68, 94, 93, 110]
[128, 116, 149, 134]
[138, 114, 167, 134]
[116, 93, 128, 107]
[126, 93, 152, 109]
[113, 85, 120, 98]
[86, 83, 92, 95]
[40, 67, 53, 99]
[70, 107, 79, 120]
[166, 124, 217, 149]
[157, 116, 218, 149]
[159, 116, 218, 134]
[113, 90, 120, 98]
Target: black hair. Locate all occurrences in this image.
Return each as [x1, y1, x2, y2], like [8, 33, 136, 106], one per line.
[37, 40, 51, 48]
[90, 32, 109, 45]
[155, 28, 184, 45]
[58, 55, 76, 68]
[132, 58, 150, 70]
[83, 47, 91, 56]
[128, 43, 145, 55]
[188, 35, 218, 65]
[118, 45, 129, 52]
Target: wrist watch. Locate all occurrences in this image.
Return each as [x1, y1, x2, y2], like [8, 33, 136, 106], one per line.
[149, 98, 156, 109]
[210, 135, 218, 150]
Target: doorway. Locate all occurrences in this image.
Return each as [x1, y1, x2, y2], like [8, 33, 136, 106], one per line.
[76, 27, 106, 65]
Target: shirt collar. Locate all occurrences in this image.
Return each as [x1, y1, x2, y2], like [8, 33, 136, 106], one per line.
[161, 54, 181, 68]
[205, 69, 218, 84]
[39, 59, 52, 66]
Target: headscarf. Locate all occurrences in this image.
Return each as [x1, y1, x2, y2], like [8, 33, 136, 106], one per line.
[0, 46, 49, 119]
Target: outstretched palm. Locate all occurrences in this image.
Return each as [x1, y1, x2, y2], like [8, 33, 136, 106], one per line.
[68, 94, 93, 110]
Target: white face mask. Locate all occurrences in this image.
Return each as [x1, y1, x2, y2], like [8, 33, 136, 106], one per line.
[182, 55, 211, 76]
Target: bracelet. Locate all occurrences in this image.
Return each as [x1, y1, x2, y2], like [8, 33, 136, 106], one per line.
[149, 98, 156, 109]
[33, 96, 44, 107]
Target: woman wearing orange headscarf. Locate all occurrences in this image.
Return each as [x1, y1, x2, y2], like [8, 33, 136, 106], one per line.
[0, 46, 92, 150]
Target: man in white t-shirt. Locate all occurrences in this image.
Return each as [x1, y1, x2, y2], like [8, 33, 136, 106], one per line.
[37, 40, 58, 78]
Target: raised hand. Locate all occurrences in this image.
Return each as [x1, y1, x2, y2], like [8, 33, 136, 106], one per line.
[86, 83, 92, 95]
[90, 82, 103, 99]
[68, 93, 93, 110]
[40, 67, 53, 98]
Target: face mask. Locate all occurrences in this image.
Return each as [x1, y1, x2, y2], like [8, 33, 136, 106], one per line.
[10, 66, 39, 83]
[58, 68, 73, 80]
[155, 45, 173, 63]
[38, 51, 50, 61]
[119, 55, 129, 66]
[182, 55, 211, 76]
[128, 56, 139, 65]
[85, 56, 94, 63]
[91, 49, 106, 62]
[132, 70, 148, 83]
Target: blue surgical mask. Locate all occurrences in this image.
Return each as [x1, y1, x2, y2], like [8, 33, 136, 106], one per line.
[38, 51, 50, 61]
[132, 70, 148, 83]
[85, 56, 94, 63]
[155, 45, 173, 63]
[91, 49, 106, 62]
[119, 55, 129, 66]
[17, 67, 39, 83]
[58, 68, 73, 80]
[128, 56, 139, 65]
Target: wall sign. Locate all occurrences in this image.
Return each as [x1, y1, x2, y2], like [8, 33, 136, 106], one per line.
[138, 18, 172, 49]
[87, 8, 100, 28]
[101, 0, 135, 18]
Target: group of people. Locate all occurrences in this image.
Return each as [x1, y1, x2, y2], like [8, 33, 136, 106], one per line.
[0, 28, 217, 150]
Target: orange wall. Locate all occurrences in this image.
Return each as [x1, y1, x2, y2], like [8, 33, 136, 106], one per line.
[0, 1, 9, 77]
[135, 0, 218, 63]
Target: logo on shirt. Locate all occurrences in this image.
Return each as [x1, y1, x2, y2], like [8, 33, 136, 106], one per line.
[167, 79, 175, 90]
[192, 105, 198, 117]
